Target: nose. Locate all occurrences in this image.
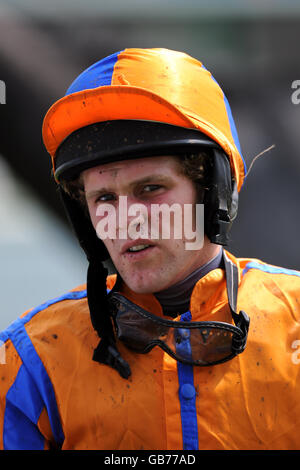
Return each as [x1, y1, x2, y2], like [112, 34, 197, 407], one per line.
[117, 196, 150, 240]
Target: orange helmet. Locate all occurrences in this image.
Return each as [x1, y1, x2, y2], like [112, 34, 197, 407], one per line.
[43, 48, 246, 191]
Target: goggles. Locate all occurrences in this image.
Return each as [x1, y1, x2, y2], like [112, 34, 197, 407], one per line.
[109, 251, 250, 367]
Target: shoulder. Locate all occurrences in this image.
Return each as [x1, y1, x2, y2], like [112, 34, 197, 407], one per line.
[236, 255, 300, 314]
[238, 256, 300, 286]
[0, 273, 117, 348]
[0, 286, 91, 388]
[0, 285, 91, 429]
[0, 273, 117, 359]
[226, 249, 300, 289]
[0, 275, 117, 449]
[0, 286, 88, 346]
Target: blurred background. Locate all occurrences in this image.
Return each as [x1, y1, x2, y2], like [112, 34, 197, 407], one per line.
[0, 0, 299, 329]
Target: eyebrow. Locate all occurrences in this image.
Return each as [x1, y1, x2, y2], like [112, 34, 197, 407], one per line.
[85, 174, 173, 200]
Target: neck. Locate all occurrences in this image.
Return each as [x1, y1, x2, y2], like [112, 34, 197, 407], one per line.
[154, 248, 223, 317]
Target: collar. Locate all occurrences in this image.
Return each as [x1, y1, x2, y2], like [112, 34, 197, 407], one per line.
[153, 249, 223, 316]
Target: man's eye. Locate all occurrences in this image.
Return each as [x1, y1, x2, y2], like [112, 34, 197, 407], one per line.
[96, 193, 116, 202]
[143, 185, 162, 193]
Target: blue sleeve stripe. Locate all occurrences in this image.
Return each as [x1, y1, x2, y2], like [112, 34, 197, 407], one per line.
[242, 261, 300, 278]
[176, 311, 199, 451]
[65, 50, 124, 95]
[4, 365, 45, 450]
[4, 404, 45, 450]
[20, 289, 87, 325]
[2, 290, 87, 341]
[3, 320, 65, 448]
[0, 290, 87, 346]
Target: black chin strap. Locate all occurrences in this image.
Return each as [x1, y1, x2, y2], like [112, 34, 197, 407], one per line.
[87, 260, 131, 379]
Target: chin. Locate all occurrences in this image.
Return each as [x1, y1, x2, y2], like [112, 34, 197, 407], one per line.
[123, 272, 168, 295]
[126, 280, 158, 295]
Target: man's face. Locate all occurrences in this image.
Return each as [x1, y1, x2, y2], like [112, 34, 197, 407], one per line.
[83, 155, 217, 294]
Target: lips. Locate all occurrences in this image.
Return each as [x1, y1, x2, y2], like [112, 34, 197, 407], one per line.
[127, 244, 151, 252]
[121, 239, 156, 255]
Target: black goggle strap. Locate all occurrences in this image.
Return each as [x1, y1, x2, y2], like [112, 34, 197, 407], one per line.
[222, 250, 250, 354]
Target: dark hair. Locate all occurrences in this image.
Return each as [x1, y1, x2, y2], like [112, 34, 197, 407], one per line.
[60, 151, 212, 207]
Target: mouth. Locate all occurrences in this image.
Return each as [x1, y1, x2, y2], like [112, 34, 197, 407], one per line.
[122, 241, 157, 258]
[127, 243, 152, 253]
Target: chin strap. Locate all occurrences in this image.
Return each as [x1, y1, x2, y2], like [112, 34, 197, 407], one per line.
[87, 260, 131, 379]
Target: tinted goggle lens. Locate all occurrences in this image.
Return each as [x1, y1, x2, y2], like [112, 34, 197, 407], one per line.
[110, 294, 248, 366]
